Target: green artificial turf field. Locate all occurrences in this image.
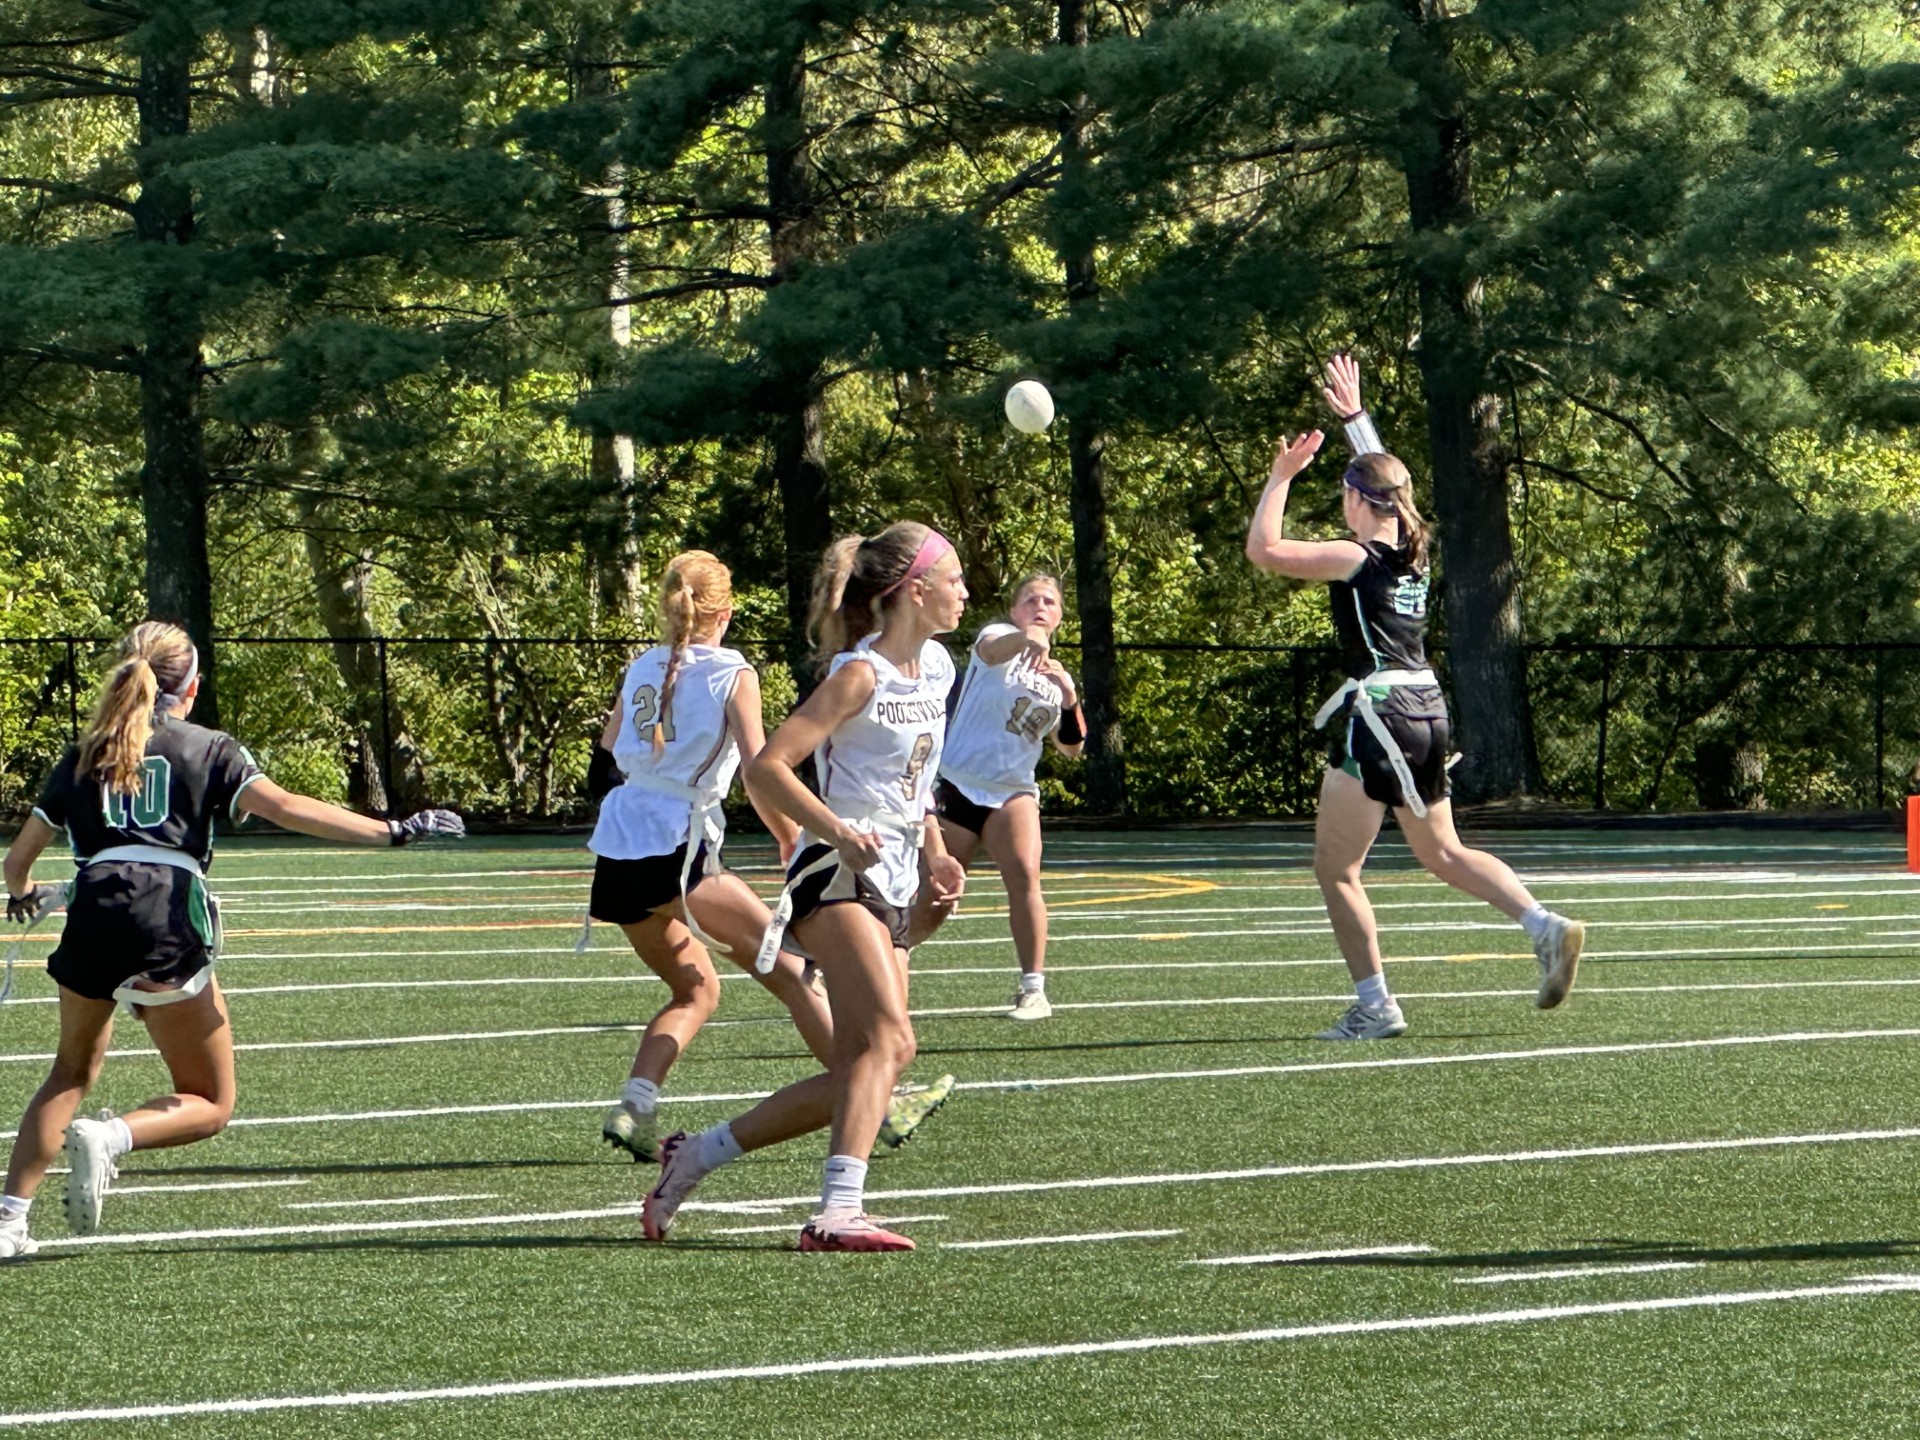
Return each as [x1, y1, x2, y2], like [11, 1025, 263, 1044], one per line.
[0, 826, 1916, 1437]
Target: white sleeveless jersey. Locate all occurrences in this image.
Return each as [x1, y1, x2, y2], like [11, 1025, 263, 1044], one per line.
[589, 644, 751, 861]
[804, 635, 954, 906]
[939, 623, 1072, 807]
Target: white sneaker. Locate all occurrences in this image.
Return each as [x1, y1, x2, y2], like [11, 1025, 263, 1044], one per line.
[62, 1111, 120, 1236]
[1007, 988, 1052, 1021]
[1533, 915, 1585, 1009]
[1316, 1000, 1409, 1041]
[0, 1212, 35, 1259]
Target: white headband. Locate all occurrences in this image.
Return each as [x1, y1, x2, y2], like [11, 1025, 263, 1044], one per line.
[158, 645, 199, 710]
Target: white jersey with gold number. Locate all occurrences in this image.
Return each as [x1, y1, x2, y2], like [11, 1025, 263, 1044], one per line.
[938, 622, 1071, 808]
[803, 635, 953, 906]
[589, 644, 751, 861]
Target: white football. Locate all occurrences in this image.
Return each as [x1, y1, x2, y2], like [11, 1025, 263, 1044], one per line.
[1004, 379, 1055, 434]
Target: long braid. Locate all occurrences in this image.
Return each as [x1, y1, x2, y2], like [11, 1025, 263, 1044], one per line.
[652, 551, 733, 757]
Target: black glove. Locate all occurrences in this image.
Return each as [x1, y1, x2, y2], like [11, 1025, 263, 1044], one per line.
[587, 743, 622, 802]
[388, 809, 466, 846]
[6, 885, 55, 924]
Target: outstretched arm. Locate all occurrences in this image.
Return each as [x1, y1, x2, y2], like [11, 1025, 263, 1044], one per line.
[237, 780, 463, 846]
[1245, 431, 1368, 582]
[1321, 354, 1384, 457]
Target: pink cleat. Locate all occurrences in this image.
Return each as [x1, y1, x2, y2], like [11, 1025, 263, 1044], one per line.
[798, 1211, 916, 1253]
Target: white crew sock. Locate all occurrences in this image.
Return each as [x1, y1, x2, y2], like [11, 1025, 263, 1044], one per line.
[693, 1122, 745, 1176]
[1355, 972, 1392, 1011]
[1518, 905, 1553, 943]
[1, 1194, 31, 1220]
[1020, 972, 1046, 995]
[621, 1077, 660, 1113]
[105, 1116, 134, 1158]
[819, 1154, 869, 1215]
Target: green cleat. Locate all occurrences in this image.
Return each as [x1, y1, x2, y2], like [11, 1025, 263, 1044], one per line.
[601, 1101, 658, 1163]
[876, 1073, 954, 1153]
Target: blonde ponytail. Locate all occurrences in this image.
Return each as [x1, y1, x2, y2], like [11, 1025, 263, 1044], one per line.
[77, 621, 196, 795]
[653, 550, 733, 756]
[804, 523, 932, 677]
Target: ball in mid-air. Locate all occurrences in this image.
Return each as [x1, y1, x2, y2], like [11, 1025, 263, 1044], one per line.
[1004, 379, 1055, 434]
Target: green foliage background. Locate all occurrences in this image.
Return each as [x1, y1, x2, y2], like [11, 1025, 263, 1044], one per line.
[3, 0, 1919, 819]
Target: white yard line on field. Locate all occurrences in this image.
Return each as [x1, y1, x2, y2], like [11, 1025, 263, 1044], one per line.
[282, 1194, 503, 1211]
[1188, 1243, 1436, 1266]
[7, 1026, 1916, 1142]
[25, 1124, 1920, 1249]
[110, 1179, 310, 1196]
[941, 1229, 1185, 1250]
[6, 981, 1920, 1065]
[1, 1278, 1913, 1426]
[1455, 1261, 1707, 1286]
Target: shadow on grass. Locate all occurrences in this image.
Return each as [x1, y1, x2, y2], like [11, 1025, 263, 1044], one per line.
[95, 1234, 790, 1260]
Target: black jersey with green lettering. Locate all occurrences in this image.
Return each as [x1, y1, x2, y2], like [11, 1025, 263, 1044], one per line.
[1328, 541, 1433, 679]
[32, 715, 264, 869]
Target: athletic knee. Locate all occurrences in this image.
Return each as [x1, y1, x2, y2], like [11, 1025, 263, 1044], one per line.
[1313, 855, 1359, 892]
[665, 965, 723, 1018]
[844, 1013, 916, 1076]
[44, 1053, 102, 1096]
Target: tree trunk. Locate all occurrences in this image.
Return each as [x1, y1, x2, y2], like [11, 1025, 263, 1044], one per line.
[572, 32, 646, 623]
[1393, 0, 1538, 799]
[1056, 0, 1127, 815]
[765, 44, 832, 682]
[295, 482, 425, 814]
[134, 31, 219, 729]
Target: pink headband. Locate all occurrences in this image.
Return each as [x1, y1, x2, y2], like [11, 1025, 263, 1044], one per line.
[879, 531, 955, 599]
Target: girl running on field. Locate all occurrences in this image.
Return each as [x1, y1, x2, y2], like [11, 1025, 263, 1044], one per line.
[588, 551, 838, 1162]
[638, 521, 967, 1252]
[919, 573, 1084, 1019]
[0, 621, 463, 1256]
[1243, 356, 1584, 1040]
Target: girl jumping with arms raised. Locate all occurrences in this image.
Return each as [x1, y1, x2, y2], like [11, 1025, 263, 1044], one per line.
[1244, 356, 1584, 1039]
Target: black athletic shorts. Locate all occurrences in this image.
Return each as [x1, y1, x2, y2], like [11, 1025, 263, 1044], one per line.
[589, 842, 711, 926]
[1329, 698, 1453, 810]
[785, 843, 912, 952]
[47, 861, 217, 1003]
[934, 778, 997, 838]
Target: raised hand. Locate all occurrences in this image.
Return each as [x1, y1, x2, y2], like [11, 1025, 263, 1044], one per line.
[1268, 430, 1325, 486]
[1321, 353, 1364, 418]
[388, 808, 466, 846]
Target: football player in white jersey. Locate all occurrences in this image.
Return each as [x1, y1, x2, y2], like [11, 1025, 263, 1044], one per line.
[587, 551, 834, 1163]
[0, 622, 463, 1255]
[639, 522, 967, 1253]
[916, 573, 1084, 1019]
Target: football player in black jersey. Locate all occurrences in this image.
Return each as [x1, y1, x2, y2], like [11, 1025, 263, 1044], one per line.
[1244, 356, 1584, 1041]
[0, 621, 462, 1256]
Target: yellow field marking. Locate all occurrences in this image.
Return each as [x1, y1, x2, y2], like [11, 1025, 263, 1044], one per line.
[1817, 904, 1849, 911]
[1444, 953, 1528, 963]
[969, 871, 1217, 919]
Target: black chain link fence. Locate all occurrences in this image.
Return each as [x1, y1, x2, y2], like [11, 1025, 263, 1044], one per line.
[4, 636, 1917, 823]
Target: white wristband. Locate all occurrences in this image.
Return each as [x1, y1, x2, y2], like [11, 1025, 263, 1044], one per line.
[1342, 411, 1384, 458]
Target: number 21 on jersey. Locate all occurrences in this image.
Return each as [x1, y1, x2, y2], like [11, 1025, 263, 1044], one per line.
[631, 684, 676, 745]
